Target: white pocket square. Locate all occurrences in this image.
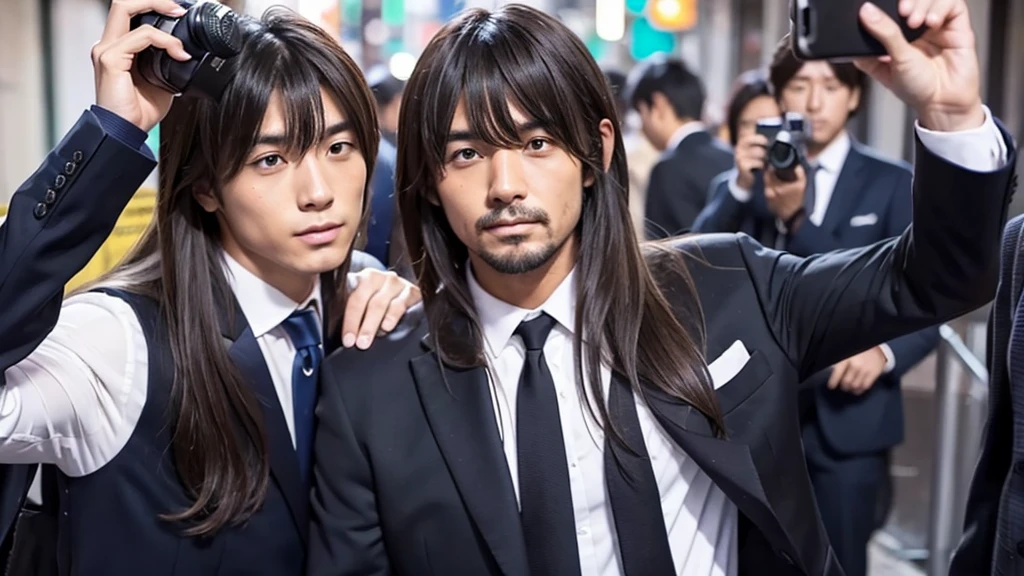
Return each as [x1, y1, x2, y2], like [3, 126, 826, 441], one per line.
[707, 340, 751, 390]
[850, 213, 878, 227]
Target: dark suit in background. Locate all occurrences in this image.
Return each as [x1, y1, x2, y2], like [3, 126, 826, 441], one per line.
[951, 213, 1024, 576]
[308, 131, 1015, 576]
[693, 138, 940, 576]
[644, 129, 732, 239]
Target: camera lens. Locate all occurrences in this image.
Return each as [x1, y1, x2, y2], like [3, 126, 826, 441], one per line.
[768, 141, 798, 171]
[194, 2, 243, 58]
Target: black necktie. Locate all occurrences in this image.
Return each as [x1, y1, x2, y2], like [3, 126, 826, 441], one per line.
[515, 313, 582, 576]
[605, 377, 676, 576]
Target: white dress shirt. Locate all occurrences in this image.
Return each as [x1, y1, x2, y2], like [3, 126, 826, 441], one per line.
[469, 267, 738, 576]
[665, 120, 707, 153]
[0, 251, 321, 478]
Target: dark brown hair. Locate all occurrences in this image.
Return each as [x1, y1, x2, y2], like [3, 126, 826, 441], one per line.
[396, 4, 724, 439]
[769, 35, 866, 117]
[81, 7, 378, 536]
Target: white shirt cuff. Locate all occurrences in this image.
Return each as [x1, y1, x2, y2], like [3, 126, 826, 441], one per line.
[728, 171, 752, 203]
[914, 106, 1008, 172]
[879, 344, 896, 374]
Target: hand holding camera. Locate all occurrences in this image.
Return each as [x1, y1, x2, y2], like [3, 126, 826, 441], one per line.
[93, 0, 243, 133]
[764, 164, 809, 225]
[92, 0, 193, 132]
[733, 132, 769, 191]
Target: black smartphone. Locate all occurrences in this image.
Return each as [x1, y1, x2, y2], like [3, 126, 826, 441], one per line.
[790, 0, 926, 61]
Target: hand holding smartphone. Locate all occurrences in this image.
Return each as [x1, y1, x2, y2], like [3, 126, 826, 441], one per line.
[791, 0, 924, 60]
[790, 0, 985, 133]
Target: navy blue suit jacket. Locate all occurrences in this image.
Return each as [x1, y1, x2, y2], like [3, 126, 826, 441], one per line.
[693, 141, 940, 455]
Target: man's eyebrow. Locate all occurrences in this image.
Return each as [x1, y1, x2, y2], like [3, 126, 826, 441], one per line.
[445, 120, 548, 144]
[253, 121, 352, 147]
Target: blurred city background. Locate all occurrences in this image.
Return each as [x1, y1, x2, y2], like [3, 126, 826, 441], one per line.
[0, 0, 1022, 574]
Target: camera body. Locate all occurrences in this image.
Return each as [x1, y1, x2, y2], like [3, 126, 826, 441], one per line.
[756, 112, 810, 182]
[131, 1, 244, 100]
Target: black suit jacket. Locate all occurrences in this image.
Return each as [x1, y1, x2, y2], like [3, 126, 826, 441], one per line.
[951, 211, 1024, 575]
[309, 128, 1016, 576]
[695, 142, 940, 455]
[644, 130, 733, 239]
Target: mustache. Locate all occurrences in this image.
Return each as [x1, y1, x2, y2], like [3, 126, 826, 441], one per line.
[475, 205, 550, 233]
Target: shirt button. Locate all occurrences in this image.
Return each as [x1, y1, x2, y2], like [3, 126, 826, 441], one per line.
[577, 527, 588, 536]
[570, 462, 577, 469]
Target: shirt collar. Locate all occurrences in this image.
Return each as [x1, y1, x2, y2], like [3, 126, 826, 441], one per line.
[666, 120, 706, 152]
[221, 250, 322, 338]
[813, 130, 851, 174]
[466, 262, 577, 358]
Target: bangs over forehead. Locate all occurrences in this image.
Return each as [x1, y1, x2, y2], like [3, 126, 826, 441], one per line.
[205, 8, 378, 183]
[409, 6, 616, 181]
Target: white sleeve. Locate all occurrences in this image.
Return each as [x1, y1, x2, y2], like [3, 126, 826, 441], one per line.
[0, 291, 149, 477]
[914, 106, 1009, 172]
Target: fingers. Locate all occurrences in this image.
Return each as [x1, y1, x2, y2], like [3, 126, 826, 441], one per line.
[340, 273, 378, 348]
[380, 286, 417, 333]
[341, 270, 417, 350]
[827, 362, 847, 389]
[859, 2, 914, 61]
[96, 25, 191, 70]
[101, 0, 185, 46]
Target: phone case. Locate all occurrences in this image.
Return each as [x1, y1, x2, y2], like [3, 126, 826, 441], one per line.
[791, 0, 925, 60]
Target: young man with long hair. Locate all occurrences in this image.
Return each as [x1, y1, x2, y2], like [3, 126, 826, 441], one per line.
[311, 1, 1015, 575]
[0, 0, 419, 573]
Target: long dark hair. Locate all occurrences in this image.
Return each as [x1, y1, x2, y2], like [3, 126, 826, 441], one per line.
[79, 8, 378, 536]
[396, 5, 724, 437]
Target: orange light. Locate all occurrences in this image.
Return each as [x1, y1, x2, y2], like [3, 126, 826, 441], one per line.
[648, 0, 697, 31]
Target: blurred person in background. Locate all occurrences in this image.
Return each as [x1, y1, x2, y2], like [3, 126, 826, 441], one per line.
[603, 67, 659, 242]
[0, 2, 420, 574]
[364, 66, 410, 277]
[626, 56, 733, 239]
[693, 68, 781, 245]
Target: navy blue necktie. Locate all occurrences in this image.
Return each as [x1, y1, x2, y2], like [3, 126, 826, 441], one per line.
[281, 308, 323, 487]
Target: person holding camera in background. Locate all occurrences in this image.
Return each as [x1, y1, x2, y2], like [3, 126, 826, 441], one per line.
[695, 36, 940, 576]
[0, 0, 422, 574]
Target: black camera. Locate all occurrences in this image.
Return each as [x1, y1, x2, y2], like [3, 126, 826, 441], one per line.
[755, 112, 809, 182]
[131, 1, 244, 100]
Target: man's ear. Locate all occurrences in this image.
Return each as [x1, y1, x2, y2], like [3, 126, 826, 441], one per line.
[192, 182, 220, 213]
[584, 118, 616, 187]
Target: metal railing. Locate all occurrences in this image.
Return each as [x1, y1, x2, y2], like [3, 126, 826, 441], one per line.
[926, 322, 990, 576]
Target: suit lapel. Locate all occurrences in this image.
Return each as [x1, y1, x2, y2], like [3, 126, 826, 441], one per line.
[640, 380, 797, 561]
[818, 145, 867, 235]
[220, 298, 309, 542]
[411, 346, 528, 576]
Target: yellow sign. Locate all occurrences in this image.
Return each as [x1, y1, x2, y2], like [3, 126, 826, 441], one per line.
[0, 188, 157, 292]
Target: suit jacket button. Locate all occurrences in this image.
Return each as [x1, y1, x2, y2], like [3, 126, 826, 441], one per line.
[1016, 540, 1024, 557]
[72, 150, 83, 163]
[53, 174, 66, 189]
[64, 161, 76, 175]
[1015, 461, 1024, 474]
[33, 203, 48, 219]
[44, 189, 57, 204]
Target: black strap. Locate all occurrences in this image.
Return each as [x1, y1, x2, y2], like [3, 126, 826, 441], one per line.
[514, 314, 582, 576]
[605, 377, 676, 576]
